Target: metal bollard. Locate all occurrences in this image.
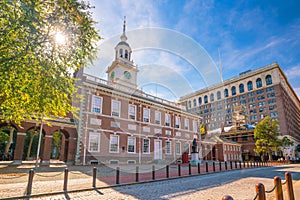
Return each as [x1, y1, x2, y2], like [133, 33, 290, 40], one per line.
[92, 167, 97, 188]
[285, 172, 295, 200]
[116, 167, 120, 184]
[230, 161, 232, 169]
[225, 161, 227, 170]
[26, 169, 35, 196]
[219, 162, 222, 171]
[63, 168, 68, 191]
[256, 183, 266, 200]
[136, 166, 139, 182]
[235, 161, 237, 169]
[189, 163, 191, 175]
[222, 195, 234, 200]
[152, 165, 155, 180]
[213, 162, 215, 172]
[178, 164, 181, 176]
[198, 162, 201, 174]
[243, 161, 245, 168]
[206, 162, 208, 173]
[239, 161, 242, 169]
[166, 165, 169, 178]
[274, 176, 283, 200]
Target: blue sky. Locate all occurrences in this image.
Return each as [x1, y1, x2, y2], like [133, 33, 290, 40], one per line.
[85, 0, 300, 100]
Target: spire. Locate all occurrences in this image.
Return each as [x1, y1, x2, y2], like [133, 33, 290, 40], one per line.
[120, 16, 127, 41]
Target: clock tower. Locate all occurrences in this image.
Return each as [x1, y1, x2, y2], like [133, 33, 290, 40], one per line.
[106, 17, 138, 90]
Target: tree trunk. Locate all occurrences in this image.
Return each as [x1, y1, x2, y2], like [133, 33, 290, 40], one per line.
[4, 127, 14, 154]
[26, 133, 35, 160]
[268, 148, 273, 161]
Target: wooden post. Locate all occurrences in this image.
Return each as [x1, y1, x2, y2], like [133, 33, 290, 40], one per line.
[256, 183, 266, 200]
[26, 169, 34, 196]
[63, 168, 68, 192]
[285, 172, 295, 200]
[274, 176, 283, 200]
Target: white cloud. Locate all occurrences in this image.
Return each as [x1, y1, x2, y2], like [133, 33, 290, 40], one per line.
[285, 65, 300, 80]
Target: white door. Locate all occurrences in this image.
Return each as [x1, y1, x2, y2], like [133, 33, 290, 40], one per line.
[154, 140, 162, 159]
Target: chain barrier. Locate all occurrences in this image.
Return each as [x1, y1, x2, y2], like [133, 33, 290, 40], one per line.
[0, 173, 27, 179]
[265, 181, 278, 193]
[69, 171, 83, 175]
[35, 171, 64, 178]
[281, 180, 287, 185]
[253, 192, 259, 200]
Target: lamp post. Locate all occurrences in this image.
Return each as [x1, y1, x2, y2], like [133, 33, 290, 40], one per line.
[35, 117, 43, 169]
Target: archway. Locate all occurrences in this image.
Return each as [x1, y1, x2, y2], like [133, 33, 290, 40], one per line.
[0, 125, 17, 161]
[22, 127, 44, 161]
[51, 131, 63, 160]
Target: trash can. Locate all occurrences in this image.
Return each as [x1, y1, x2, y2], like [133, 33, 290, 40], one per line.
[182, 153, 189, 163]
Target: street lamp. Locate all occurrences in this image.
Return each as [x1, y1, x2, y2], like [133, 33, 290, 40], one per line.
[35, 31, 67, 169]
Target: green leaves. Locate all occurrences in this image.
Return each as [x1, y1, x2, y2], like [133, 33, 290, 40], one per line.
[0, 0, 101, 124]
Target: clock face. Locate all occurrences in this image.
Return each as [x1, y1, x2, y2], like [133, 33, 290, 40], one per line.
[124, 71, 131, 79]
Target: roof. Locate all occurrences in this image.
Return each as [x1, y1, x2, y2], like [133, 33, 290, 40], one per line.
[117, 41, 130, 47]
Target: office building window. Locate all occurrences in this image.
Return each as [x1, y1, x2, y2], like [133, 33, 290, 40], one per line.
[266, 75, 272, 85]
[247, 81, 253, 91]
[217, 91, 221, 100]
[176, 142, 181, 155]
[224, 88, 229, 97]
[188, 101, 191, 108]
[231, 86, 236, 96]
[204, 95, 208, 103]
[127, 137, 136, 153]
[109, 135, 119, 153]
[239, 84, 244, 93]
[91, 95, 103, 113]
[210, 93, 214, 102]
[143, 138, 150, 153]
[155, 111, 161, 125]
[193, 99, 196, 106]
[165, 113, 171, 126]
[111, 100, 120, 117]
[184, 143, 190, 154]
[256, 78, 262, 88]
[184, 118, 189, 130]
[128, 104, 136, 120]
[198, 97, 202, 105]
[143, 108, 150, 122]
[175, 116, 181, 128]
[165, 141, 171, 154]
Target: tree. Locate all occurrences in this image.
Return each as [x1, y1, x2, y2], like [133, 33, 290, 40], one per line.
[254, 116, 281, 161]
[0, 0, 100, 152]
[0, 0, 100, 122]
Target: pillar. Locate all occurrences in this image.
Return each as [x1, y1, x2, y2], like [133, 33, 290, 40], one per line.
[41, 135, 52, 165]
[13, 132, 27, 164]
[66, 137, 77, 164]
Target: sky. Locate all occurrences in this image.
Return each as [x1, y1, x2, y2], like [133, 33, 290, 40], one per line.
[84, 0, 300, 101]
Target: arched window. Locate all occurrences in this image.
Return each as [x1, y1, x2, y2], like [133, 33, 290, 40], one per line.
[188, 101, 191, 108]
[231, 86, 236, 96]
[247, 81, 253, 91]
[256, 78, 262, 88]
[198, 97, 202, 105]
[239, 84, 244, 93]
[266, 75, 272, 85]
[210, 93, 214, 102]
[193, 99, 196, 107]
[204, 95, 208, 103]
[125, 50, 128, 59]
[119, 49, 123, 57]
[224, 89, 228, 97]
[217, 91, 221, 100]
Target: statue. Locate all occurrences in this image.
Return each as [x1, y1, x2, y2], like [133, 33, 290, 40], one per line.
[192, 138, 198, 153]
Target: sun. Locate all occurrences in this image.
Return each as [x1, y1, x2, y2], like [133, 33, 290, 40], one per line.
[54, 31, 66, 45]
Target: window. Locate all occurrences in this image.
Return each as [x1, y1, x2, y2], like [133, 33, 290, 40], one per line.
[184, 143, 190, 154]
[165, 113, 171, 126]
[247, 81, 253, 91]
[175, 116, 181, 128]
[176, 142, 181, 155]
[184, 118, 189, 130]
[155, 111, 161, 125]
[193, 99, 196, 107]
[125, 50, 128, 59]
[217, 91, 221, 100]
[193, 120, 197, 132]
[239, 84, 244, 93]
[208, 93, 214, 102]
[224, 89, 229, 97]
[165, 141, 171, 154]
[143, 108, 150, 122]
[111, 100, 120, 117]
[198, 97, 202, 105]
[91, 95, 103, 113]
[204, 95, 208, 103]
[128, 104, 136, 120]
[188, 101, 191, 108]
[266, 75, 272, 85]
[256, 78, 262, 88]
[88, 132, 100, 152]
[119, 49, 123, 57]
[231, 86, 236, 96]
[127, 137, 136, 153]
[109, 135, 119, 153]
[165, 130, 172, 135]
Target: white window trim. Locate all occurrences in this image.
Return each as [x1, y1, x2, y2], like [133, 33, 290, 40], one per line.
[176, 142, 181, 155]
[111, 100, 121, 117]
[155, 111, 161, 125]
[175, 116, 181, 129]
[143, 138, 150, 154]
[109, 135, 119, 153]
[128, 104, 136, 120]
[143, 108, 150, 123]
[184, 142, 190, 154]
[127, 137, 136, 154]
[165, 141, 172, 155]
[165, 113, 171, 126]
[91, 95, 103, 113]
[88, 132, 100, 152]
[184, 118, 189, 130]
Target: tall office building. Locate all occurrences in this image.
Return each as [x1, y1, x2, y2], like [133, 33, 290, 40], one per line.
[180, 63, 300, 145]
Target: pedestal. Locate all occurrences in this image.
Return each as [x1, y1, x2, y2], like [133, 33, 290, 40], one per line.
[190, 152, 200, 166]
